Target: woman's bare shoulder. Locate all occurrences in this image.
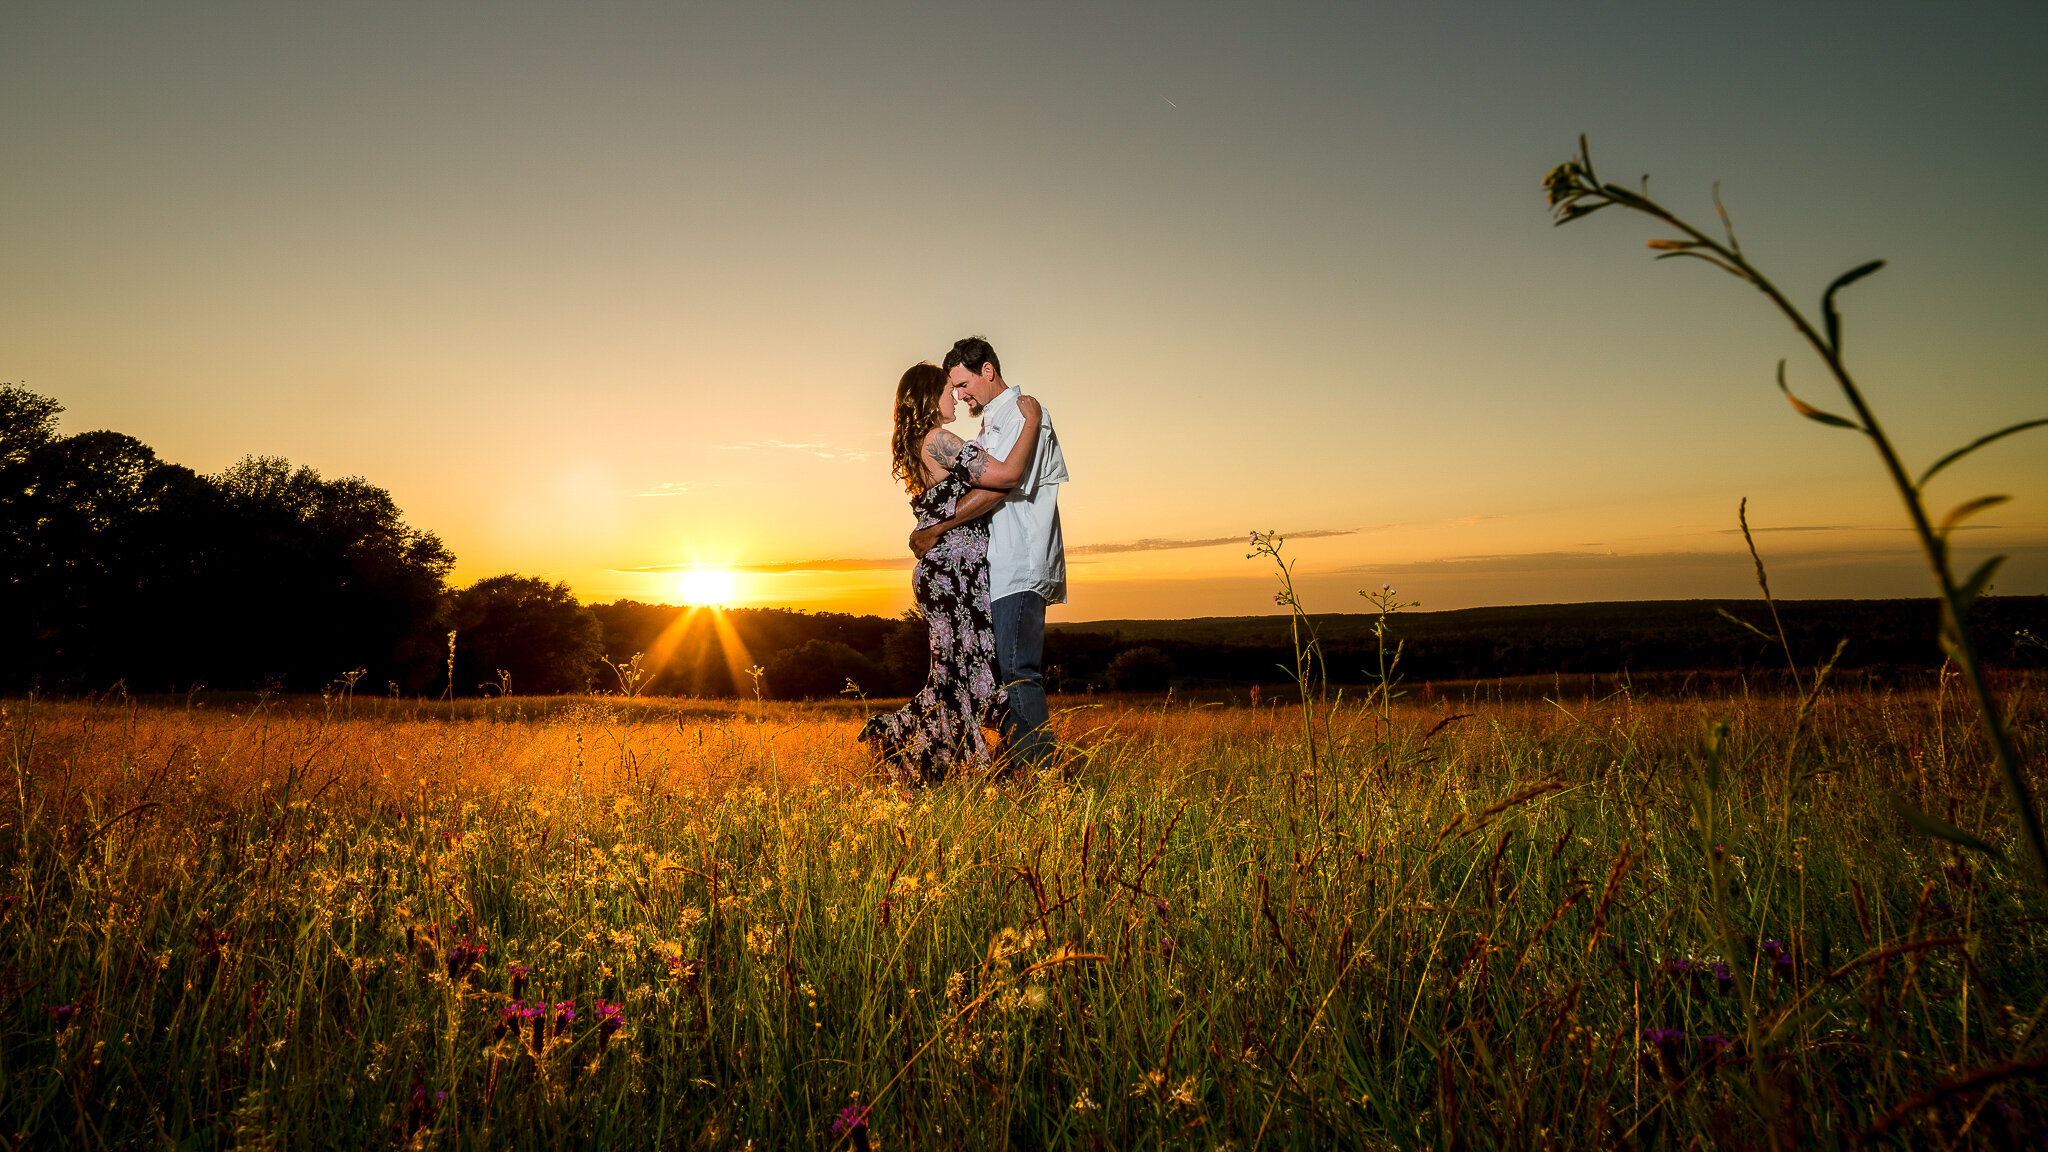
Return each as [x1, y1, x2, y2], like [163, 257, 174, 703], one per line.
[922, 427, 965, 472]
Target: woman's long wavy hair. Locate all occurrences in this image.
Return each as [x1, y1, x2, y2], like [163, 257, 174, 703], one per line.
[890, 362, 947, 496]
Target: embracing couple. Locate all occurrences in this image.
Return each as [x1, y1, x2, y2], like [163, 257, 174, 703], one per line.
[858, 336, 1067, 784]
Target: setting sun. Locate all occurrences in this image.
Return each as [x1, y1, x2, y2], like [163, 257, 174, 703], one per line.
[676, 567, 738, 607]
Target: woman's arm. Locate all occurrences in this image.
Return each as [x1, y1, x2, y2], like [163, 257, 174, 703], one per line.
[909, 486, 1006, 559]
[965, 396, 1043, 490]
[920, 428, 966, 487]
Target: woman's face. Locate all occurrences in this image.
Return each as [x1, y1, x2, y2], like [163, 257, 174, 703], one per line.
[935, 384, 958, 424]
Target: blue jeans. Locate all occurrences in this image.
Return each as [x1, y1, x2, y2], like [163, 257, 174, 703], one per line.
[992, 591, 1054, 775]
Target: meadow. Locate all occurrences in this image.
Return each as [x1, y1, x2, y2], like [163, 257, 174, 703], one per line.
[4, 675, 2045, 1149]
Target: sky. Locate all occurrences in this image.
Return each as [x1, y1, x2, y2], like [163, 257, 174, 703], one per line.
[4, 1, 2044, 621]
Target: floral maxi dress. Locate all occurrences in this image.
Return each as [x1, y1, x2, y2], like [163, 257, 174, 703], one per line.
[859, 443, 1005, 782]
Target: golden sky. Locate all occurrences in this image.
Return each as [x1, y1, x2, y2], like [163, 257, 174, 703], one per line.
[5, 3, 2044, 620]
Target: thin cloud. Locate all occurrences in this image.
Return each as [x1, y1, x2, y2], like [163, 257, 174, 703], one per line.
[1329, 547, 1977, 576]
[618, 558, 913, 575]
[717, 439, 878, 461]
[1710, 524, 2000, 534]
[1071, 527, 1360, 556]
[627, 481, 709, 498]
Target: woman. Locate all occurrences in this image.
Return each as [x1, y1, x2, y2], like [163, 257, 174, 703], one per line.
[860, 362, 1042, 782]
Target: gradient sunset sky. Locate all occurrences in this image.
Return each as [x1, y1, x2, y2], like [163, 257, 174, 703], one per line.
[5, 2, 2043, 621]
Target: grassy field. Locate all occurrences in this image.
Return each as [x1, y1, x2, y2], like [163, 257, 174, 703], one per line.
[3, 678, 2046, 1149]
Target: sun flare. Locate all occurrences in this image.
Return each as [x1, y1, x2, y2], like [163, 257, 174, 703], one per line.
[676, 568, 738, 607]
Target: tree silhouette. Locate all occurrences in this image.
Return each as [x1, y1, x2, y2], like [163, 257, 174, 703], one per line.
[450, 574, 602, 695]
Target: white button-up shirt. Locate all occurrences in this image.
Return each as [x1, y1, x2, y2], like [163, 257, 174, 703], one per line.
[974, 385, 1068, 604]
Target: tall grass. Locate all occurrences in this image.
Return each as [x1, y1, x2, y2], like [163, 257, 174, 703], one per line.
[4, 681, 2043, 1148]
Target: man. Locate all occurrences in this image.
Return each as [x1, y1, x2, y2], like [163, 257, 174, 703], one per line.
[909, 336, 1067, 776]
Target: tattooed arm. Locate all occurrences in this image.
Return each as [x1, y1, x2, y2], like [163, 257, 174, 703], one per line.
[907, 399, 1042, 557]
[909, 487, 1006, 559]
[965, 396, 1043, 491]
[920, 428, 966, 488]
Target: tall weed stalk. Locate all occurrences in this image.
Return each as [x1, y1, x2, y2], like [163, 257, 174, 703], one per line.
[1546, 137, 2048, 885]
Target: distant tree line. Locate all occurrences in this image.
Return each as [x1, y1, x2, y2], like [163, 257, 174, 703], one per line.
[9, 384, 2041, 699]
[1044, 597, 2048, 691]
[1, 385, 922, 699]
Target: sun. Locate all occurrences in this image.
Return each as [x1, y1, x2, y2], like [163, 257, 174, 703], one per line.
[676, 568, 738, 607]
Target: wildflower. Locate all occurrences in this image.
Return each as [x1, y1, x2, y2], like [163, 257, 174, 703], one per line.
[1152, 899, 1168, 917]
[1642, 1027, 1687, 1076]
[1700, 1034, 1734, 1070]
[553, 1000, 577, 1036]
[878, 899, 894, 927]
[1760, 939, 1799, 983]
[446, 936, 485, 981]
[46, 1001, 83, 1033]
[594, 999, 625, 1051]
[510, 965, 530, 1001]
[497, 1002, 523, 1041]
[1071, 1089, 1099, 1113]
[832, 1104, 872, 1151]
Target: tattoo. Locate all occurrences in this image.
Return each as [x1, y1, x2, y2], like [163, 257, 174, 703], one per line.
[964, 448, 989, 482]
[924, 430, 964, 471]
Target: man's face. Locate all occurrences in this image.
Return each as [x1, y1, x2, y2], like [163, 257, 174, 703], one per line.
[946, 362, 1000, 412]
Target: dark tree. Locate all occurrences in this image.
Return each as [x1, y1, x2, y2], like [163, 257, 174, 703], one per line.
[450, 574, 602, 695]
[1106, 646, 1175, 692]
[0, 387, 455, 692]
[880, 608, 930, 695]
[764, 639, 876, 701]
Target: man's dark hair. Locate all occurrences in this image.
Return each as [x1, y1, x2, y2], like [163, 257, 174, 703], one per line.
[942, 336, 1001, 378]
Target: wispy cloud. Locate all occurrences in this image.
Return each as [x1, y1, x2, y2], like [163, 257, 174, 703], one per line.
[618, 557, 913, 575]
[1071, 527, 1361, 556]
[717, 439, 878, 461]
[620, 526, 1372, 576]
[1709, 524, 2000, 534]
[627, 481, 710, 498]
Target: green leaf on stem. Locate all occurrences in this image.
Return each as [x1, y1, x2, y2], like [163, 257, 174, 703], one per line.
[1890, 796, 2006, 861]
[1917, 418, 2048, 489]
[1776, 361, 1861, 430]
[1821, 260, 1885, 354]
[1956, 554, 2007, 610]
[1939, 494, 2010, 538]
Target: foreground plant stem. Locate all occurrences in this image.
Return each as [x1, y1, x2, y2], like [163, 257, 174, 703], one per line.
[1545, 137, 2048, 887]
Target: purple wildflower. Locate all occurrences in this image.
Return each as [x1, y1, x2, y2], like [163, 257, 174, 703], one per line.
[595, 999, 625, 1051]
[1152, 899, 1168, 917]
[553, 1000, 577, 1036]
[447, 936, 486, 981]
[497, 1002, 523, 1041]
[1642, 1027, 1687, 1076]
[833, 1103, 872, 1150]
[879, 899, 894, 927]
[46, 1002, 83, 1033]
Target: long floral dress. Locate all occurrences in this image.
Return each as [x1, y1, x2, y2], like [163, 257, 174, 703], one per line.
[859, 443, 1005, 783]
